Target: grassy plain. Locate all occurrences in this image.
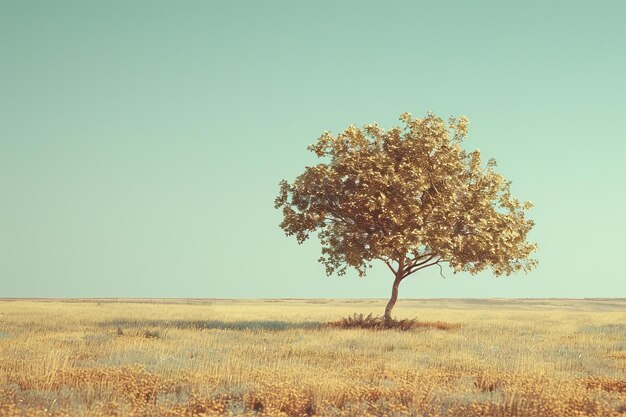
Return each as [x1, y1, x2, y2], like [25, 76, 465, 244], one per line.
[0, 298, 624, 416]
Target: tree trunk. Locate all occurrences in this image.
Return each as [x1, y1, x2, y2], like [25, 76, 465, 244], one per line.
[384, 273, 403, 322]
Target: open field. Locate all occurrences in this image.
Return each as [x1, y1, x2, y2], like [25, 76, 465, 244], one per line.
[0, 298, 624, 416]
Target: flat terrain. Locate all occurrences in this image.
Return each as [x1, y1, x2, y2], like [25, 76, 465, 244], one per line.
[0, 299, 624, 416]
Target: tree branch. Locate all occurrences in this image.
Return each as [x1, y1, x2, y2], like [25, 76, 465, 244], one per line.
[406, 253, 434, 267]
[427, 170, 439, 194]
[381, 258, 397, 275]
[323, 217, 346, 225]
[403, 255, 435, 276]
[402, 257, 442, 279]
[437, 262, 447, 279]
[412, 259, 441, 272]
[425, 155, 441, 195]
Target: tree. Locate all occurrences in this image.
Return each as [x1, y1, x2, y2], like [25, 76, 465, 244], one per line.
[275, 111, 537, 321]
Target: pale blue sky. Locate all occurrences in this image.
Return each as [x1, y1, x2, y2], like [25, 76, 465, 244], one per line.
[1, 1, 625, 298]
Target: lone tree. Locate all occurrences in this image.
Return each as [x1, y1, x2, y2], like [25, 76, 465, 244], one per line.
[275, 111, 537, 321]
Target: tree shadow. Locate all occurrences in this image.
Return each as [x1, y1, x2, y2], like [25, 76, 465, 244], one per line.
[98, 319, 321, 331]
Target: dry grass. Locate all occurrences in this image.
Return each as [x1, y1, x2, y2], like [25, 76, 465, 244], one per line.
[0, 298, 624, 416]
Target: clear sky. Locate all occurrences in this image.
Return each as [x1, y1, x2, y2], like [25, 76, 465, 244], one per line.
[1, 1, 625, 298]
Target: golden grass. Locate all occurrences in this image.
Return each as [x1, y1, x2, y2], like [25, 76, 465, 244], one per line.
[0, 298, 624, 416]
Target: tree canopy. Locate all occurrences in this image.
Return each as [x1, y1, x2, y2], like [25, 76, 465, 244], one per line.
[275, 111, 537, 318]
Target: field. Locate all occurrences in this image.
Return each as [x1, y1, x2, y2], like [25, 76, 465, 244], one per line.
[0, 298, 624, 417]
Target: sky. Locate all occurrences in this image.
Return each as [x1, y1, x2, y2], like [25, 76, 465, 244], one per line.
[1, 1, 625, 299]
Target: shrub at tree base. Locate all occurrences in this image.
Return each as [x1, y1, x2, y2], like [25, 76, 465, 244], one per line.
[324, 313, 462, 331]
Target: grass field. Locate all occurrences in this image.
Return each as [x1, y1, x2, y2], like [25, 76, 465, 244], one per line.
[0, 298, 624, 416]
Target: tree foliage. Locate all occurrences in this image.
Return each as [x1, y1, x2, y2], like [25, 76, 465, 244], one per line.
[275, 111, 537, 284]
